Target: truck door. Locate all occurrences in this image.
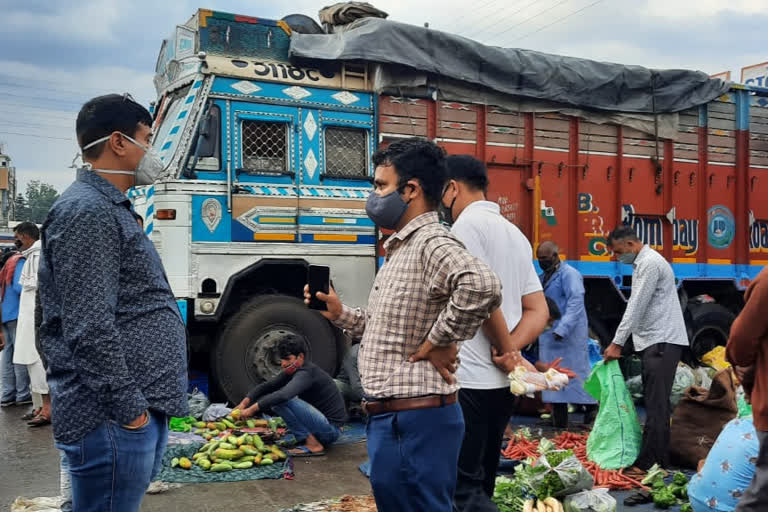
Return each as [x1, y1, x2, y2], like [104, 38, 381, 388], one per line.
[229, 102, 300, 242]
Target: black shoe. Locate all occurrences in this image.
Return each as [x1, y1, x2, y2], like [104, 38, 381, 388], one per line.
[16, 397, 33, 406]
[0, 400, 15, 408]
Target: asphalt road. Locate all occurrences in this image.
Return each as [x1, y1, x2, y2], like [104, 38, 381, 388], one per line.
[0, 404, 371, 511]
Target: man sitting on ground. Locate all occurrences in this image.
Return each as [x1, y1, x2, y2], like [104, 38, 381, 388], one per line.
[334, 343, 364, 415]
[235, 333, 347, 457]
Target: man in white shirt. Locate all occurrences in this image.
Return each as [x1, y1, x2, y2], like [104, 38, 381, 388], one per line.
[441, 155, 549, 512]
[604, 225, 689, 478]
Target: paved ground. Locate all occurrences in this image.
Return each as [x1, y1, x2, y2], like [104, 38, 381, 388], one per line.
[0, 404, 371, 511]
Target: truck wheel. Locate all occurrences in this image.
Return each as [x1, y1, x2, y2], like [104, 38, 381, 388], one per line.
[687, 303, 735, 364]
[213, 294, 338, 404]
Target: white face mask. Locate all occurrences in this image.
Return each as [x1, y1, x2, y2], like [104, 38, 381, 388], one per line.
[77, 132, 165, 185]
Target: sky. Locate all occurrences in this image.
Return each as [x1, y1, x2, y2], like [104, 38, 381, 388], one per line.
[0, 0, 766, 197]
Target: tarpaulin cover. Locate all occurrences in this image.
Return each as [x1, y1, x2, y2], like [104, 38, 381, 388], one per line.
[290, 17, 730, 114]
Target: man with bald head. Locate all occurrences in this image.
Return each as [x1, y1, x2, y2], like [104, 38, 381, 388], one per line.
[536, 241, 596, 427]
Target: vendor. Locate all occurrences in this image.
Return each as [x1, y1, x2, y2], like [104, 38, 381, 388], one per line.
[536, 241, 597, 428]
[688, 417, 759, 512]
[235, 333, 347, 457]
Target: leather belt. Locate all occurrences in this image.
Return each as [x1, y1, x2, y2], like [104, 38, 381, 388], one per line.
[362, 392, 458, 416]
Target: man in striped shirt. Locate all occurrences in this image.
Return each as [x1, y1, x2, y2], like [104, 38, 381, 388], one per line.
[308, 138, 501, 511]
[604, 225, 688, 478]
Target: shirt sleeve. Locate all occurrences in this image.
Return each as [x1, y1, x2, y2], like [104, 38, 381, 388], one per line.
[334, 304, 367, 340]
[47, 207, 148, 425]
[423, 238, 502, 346]
[612, 258, 660, 347]
[247, 371, 290, 403]
[256, 368, 314, 410]
[553, 269, 586, 339]
[727, 269, 768, 367]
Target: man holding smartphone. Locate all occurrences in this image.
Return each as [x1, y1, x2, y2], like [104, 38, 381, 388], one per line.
[306, 138, 501, 512]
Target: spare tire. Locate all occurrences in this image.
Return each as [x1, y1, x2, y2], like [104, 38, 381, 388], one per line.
[687, 303, 735, 363]
[212, 294, 338, 404]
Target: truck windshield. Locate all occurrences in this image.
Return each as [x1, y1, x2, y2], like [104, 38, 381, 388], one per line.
[152, 85, 192, 153]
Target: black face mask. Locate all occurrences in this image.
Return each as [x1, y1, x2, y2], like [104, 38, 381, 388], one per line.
[439, 185, 457, 226]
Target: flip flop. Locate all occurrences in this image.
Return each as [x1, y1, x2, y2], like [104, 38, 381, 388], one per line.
[289, 445, 325, 457]
[27, 415, 52, 428]
[22, 409, 41, 421]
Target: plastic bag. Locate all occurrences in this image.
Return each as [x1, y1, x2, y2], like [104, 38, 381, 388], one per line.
[188, 388, 210, 420]
[527, 451, 594, 499]
[701, 346, 730, 371]
[671, 363, 695, 408]
[692, 367, 713, 390]
[587, 338, 603, 368]
[625, 375, 643, 401]
[509, 366, 569, 396]
[10, 497, 62, 512]
[584, 361, 642, 469]
[564, 488, 617, 512]
[737, 386, 753, 418]
[202, 403, 232, 422]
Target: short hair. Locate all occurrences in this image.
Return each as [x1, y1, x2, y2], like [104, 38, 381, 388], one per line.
[607, 225, 640, 245]
[372, 137, 446, 207]
[13, 222, 39, 241]
[546, 297, 562, 321]
[76, 94, 152, 160]
[445, 155, 489, 194]
[276, 333, 306, 359]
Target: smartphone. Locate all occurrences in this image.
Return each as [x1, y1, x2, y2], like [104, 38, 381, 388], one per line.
[307, 265, 330, 311]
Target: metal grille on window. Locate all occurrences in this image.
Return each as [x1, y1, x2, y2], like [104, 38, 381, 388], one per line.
[325, 127, 367, 178]
[241, 121, 288, 173]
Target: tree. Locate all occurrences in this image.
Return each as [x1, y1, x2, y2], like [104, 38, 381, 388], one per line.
[21, 181, 59, 224]
[13, 193, 28, 222]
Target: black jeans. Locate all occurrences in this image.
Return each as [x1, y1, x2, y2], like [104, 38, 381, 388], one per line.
[454, 388, 518, 512]
[635, 342, 682, 470]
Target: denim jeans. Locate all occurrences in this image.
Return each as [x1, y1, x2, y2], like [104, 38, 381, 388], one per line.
[59, 449, 73, 512]
[1, 320, 30, 403]
[272, 398, 341, 447]
[56, 410, 168, 512]
[366, 402, 464, 512]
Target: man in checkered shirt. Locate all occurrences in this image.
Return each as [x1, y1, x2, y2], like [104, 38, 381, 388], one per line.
[307, 138, 501, 511]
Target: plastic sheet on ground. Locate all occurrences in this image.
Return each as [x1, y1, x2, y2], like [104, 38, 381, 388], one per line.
[153, 443, 292, 484]
[564, 488, 617, 512]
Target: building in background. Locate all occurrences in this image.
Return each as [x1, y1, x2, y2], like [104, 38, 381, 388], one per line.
[0, 147, 17, 228]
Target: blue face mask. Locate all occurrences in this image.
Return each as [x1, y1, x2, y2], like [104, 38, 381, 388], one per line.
[618, 252, 637, 264]
[365, 189, 410, 230]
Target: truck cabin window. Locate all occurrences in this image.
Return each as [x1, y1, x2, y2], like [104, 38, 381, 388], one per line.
[241, 120, 290, 175]
[324, 126, 368, 179]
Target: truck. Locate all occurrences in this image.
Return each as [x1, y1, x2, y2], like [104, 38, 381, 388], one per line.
[134, 5, 768, 402]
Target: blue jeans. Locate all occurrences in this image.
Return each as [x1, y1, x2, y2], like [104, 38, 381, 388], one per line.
[55, 410, 168, 512]
[272, 398, 341, 447]
[59, 450, 73, 512]
[366, 403, 465, 512]
[1, 320, 30, 402]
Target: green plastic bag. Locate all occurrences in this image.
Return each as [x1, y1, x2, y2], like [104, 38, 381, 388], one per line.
[584, 361, 642, 469]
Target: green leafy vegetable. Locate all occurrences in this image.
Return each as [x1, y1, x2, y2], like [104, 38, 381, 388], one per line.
[652, 487, 677, 509]
[680, 503, 693, 512]
[492, 476, 529, 512]
[673, 472, 689, 486]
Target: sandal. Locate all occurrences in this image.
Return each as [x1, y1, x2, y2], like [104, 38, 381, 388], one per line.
[22, 408, 41, 421]
[27, 415, 52, 428]
[289, 445, 325, 457]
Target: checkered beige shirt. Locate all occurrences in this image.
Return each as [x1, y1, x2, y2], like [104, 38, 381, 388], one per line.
[335, 212, 502, 399]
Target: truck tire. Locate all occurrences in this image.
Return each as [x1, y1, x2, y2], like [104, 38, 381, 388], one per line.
[687, 303, 735, 364]
[212, 294, 338, 404]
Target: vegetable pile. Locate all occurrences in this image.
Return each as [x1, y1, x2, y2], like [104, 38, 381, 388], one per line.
[502, 430, 648, 491]
[643, 465, 691, 510]
[493, 441, 591, 512]
[168, 409, 289, 473]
